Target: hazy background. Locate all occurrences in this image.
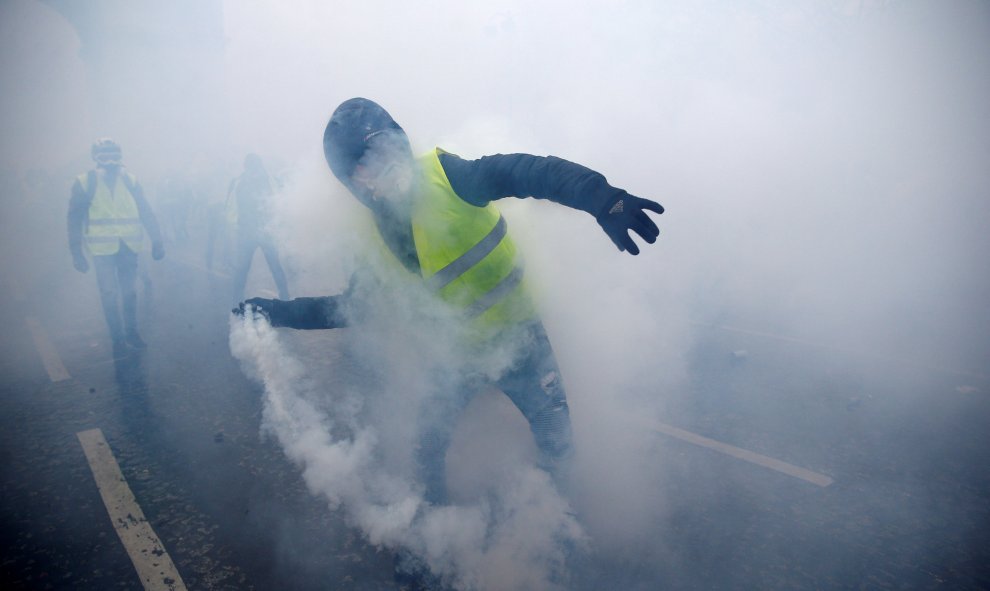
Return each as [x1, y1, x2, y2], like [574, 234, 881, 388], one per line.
[2, 0, 988, 589]
[2, 0, 987, 372]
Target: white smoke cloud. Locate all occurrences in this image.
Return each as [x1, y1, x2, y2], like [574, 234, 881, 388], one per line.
[229, 268, 588, 589]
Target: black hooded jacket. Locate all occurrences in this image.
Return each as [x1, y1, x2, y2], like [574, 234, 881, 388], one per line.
[261, 152, 626, 329]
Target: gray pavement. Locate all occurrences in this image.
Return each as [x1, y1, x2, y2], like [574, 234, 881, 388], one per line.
[1, 249, 395, 590]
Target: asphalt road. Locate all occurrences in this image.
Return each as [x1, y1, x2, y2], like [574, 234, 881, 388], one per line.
[2, 237, 989, 590]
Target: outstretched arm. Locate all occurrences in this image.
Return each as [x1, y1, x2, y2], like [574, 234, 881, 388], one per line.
[439, 152, 663, 255]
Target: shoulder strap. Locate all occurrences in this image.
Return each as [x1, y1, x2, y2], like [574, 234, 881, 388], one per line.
[85, 170, 97, 202]
[120, 172, 137, 195]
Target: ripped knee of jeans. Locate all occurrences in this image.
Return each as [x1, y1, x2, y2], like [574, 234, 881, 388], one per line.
[540, 370, 561, 396]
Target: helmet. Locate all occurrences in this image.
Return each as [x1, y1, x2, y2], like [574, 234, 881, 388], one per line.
[323, 98, 409, 183]
[91, 138, 122, 166]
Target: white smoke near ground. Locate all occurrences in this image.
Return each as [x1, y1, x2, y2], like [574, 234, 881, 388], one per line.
[229, 228, 588, 590]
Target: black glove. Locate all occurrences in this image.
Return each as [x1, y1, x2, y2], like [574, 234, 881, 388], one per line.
[232, 297, 276, 322]
[596, 191, 664, 255]
[152, 241, 165, 261]
[72, 253, 89, 273]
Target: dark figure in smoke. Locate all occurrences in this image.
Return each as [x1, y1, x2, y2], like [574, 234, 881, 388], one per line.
[157, 171, 195, 243]
[238, 98, 663, 505]
[68, 138, 165, 358]
[228, 153, 290, 304]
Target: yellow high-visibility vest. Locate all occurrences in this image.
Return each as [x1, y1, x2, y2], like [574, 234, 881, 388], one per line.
[79, 171, 144, 256]
[410, 148, 536, 333]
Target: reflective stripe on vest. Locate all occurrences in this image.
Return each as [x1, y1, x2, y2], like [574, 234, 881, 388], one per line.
[464, 266, 524, 318]
[425, 214, 507, 292]
[80, 171, 144, 256]
[411, 148, 535, 331]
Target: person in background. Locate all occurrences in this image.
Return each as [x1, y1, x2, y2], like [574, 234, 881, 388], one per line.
[228, 153, 290, 304]
[158, 171, 194, 244]
[68, 138, 165, 358]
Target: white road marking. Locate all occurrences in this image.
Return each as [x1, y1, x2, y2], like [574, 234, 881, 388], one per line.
[77, 429, 188, 591]
[25, 316, 71, 382]
[620, 413, 834, 487]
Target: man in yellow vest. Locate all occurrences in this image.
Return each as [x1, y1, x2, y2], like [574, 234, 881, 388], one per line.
[68, 138, 165, 358]
[237, 98, 663, 505]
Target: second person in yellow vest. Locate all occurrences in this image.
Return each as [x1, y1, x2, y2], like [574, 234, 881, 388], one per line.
[67, 138, 165, 359]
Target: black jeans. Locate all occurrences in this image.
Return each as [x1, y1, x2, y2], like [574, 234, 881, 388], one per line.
[92, 244, 139, 342]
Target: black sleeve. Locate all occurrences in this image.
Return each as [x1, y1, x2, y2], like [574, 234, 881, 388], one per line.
[130, 181, 164, 244]
[67, 179, 88, 258]
[268, 296, 349, 330]
[438, 152, 625, 217]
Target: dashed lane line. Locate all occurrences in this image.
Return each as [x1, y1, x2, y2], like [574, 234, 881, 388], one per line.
[620, 413, 834, 487]
[25, 316, 71, 382]
[77, 428, 188, 591]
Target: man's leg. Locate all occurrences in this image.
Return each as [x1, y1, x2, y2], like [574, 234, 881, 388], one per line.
[259, 238, 290, 300]
[415, 381, 475, 506]
[92, 253, 125, 353]
[116, 245, 143, 347]
[496, 322, 575, 489]
[205, 207, 219, 270]
[231, 236, 256, 304]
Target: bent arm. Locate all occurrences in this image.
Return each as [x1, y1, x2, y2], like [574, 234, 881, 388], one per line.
[439, 151, 663, 255]
[439, 152, 622, 216]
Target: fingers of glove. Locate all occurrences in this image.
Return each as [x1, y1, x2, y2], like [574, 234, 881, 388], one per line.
[631, 195, 664, 215]
[617, 230, 640, 255]
[244, 297, 271, 308]
[608, 233, 626, 252]
[600, 220, 625, 252]
[631, 211, 660, 243]
[244, 298, 274, 319]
